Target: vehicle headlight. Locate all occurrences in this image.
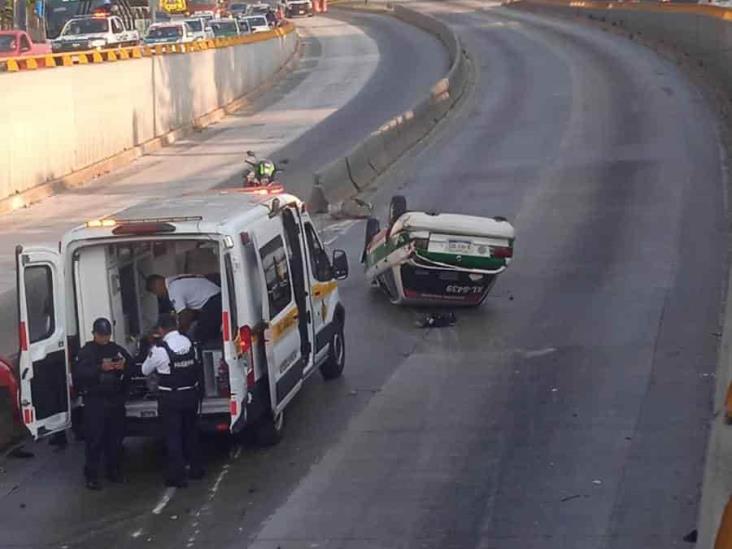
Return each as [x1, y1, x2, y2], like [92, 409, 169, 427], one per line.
[89, 39, 107, 48]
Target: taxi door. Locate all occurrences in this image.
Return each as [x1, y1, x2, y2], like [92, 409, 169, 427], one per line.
[15, 245, 70, 439]
[252, 215, 306, 415]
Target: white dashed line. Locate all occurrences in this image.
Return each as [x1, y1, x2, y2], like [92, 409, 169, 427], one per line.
[152, 487, 176, 515]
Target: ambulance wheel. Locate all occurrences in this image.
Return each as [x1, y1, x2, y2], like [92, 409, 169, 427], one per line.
[320, 322, 345, 380]
[389, 195, 407, 227]
[255, 411, 284, 447]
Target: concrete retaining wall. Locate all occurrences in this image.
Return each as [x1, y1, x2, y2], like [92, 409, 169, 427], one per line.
[309, 4, 471, 213]
[0, 28, 297, 204]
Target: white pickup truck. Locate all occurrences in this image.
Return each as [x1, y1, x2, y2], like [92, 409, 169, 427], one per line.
[51, 15, 140, 53]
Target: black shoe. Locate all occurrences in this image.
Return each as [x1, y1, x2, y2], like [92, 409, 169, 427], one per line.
[86, 479, 102, 491]
[188, 468, 205, 480]
[164, 479, 188, 488]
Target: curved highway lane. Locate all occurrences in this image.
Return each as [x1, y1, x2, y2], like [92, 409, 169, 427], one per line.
[245, 3, 727, 549]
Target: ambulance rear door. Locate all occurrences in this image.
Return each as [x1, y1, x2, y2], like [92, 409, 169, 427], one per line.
[15, 245, 70, 439]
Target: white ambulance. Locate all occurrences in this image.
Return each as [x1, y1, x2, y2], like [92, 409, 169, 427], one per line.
[15, 189, 348, 445]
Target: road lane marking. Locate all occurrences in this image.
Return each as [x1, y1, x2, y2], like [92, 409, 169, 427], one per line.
[209, 465, 230, 500]
[152, 487, 176, 515]
[523, 347, 557, 359]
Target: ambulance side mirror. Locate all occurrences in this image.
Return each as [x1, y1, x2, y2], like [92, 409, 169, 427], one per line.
[332, 249, 349, 280]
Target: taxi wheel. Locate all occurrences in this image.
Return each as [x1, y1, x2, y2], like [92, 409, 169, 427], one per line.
[256, 411, 284, 447]
[320, 322, 345, 380]
[362, 217, 380, 263]
[389, 195, 407, 227]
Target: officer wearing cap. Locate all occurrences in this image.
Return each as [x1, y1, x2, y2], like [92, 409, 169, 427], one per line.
[73, 318, 132, 490]
[142, 313, 204, 487]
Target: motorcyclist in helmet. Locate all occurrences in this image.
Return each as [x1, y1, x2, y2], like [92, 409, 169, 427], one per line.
[256, 159, 276, 184]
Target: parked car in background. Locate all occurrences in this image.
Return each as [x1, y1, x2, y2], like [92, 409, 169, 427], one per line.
[0, 30, 52, 58]
[284, 0, 312, 17]
[183, 16, 215, 40]
[208, 18, 241, 37]
[229, 2, 251, 17]
[237, 18, 251, 34]
[243, 14, 269, 32]
[51, 15, 140, 53]
[144, 22, 195, 45]
[249, 2, 271, 14]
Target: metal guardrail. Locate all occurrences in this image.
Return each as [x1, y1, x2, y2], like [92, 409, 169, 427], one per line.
[0, 22, 295, 73]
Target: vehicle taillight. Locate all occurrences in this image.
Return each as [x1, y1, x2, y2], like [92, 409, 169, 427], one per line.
[492, 246, 513, 259]
[239, 325, 252, 354]
[217, 359, 231, 397]
[19, 321, 28, 352]
[240, 324, 256, 390]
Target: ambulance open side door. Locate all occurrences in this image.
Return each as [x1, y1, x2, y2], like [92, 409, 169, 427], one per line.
[15, 245, 70, 439]
[252, 215, 306, 417]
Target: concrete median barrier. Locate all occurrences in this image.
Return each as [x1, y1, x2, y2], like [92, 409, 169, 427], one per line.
[311, 3, 472, 214]
[0, 25, 298, 212]
[309, 156, 358, 213]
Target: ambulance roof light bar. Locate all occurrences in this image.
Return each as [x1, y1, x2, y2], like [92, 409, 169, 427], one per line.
[86, 216, 203, 228]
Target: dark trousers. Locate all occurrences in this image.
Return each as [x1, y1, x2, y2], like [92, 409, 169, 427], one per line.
[195, 294, 222, 344]
[83, 396, 125, 481]
[158, 390, 202, 483]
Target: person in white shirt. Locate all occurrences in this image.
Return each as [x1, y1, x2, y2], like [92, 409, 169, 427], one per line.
[146, 274, 222, 344]
[142, 313, 204, 487]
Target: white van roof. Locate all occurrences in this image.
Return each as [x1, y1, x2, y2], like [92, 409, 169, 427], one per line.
[66, 191, 302, 242]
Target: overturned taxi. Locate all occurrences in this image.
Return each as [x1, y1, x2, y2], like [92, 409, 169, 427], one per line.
[362, 196, 515, 306]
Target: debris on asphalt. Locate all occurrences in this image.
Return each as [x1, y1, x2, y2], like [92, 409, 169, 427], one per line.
[417, 312, 457, 328]
[560, 494, 582, 503]
[592, 480, 603, 486]
[683, 529, 698, 543]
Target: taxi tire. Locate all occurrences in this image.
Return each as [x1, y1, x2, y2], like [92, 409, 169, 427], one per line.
[320, 322, 345, 380]
[255, 410, 284, 447]
[389, 195, 407, 227]
[362, 217, 380, 263]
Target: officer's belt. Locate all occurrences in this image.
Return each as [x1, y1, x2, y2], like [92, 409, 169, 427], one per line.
[158, 383, 198, 392]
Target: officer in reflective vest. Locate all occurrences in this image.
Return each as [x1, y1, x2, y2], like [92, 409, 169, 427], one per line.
[142, 313, 204, 487]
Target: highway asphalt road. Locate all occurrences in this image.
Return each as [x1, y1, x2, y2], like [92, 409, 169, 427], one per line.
[0, 2, 727, 548]
[246, 3, 727, 548]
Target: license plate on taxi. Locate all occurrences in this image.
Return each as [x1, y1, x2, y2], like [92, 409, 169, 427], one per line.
[448, 240, 471, 253]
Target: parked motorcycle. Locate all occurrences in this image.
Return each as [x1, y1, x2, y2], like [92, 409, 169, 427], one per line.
[243, 150, 288, 187]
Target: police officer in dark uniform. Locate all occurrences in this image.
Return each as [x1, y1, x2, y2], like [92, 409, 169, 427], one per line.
[142, 313, 204, 487]
[73, 318, 132, 490]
